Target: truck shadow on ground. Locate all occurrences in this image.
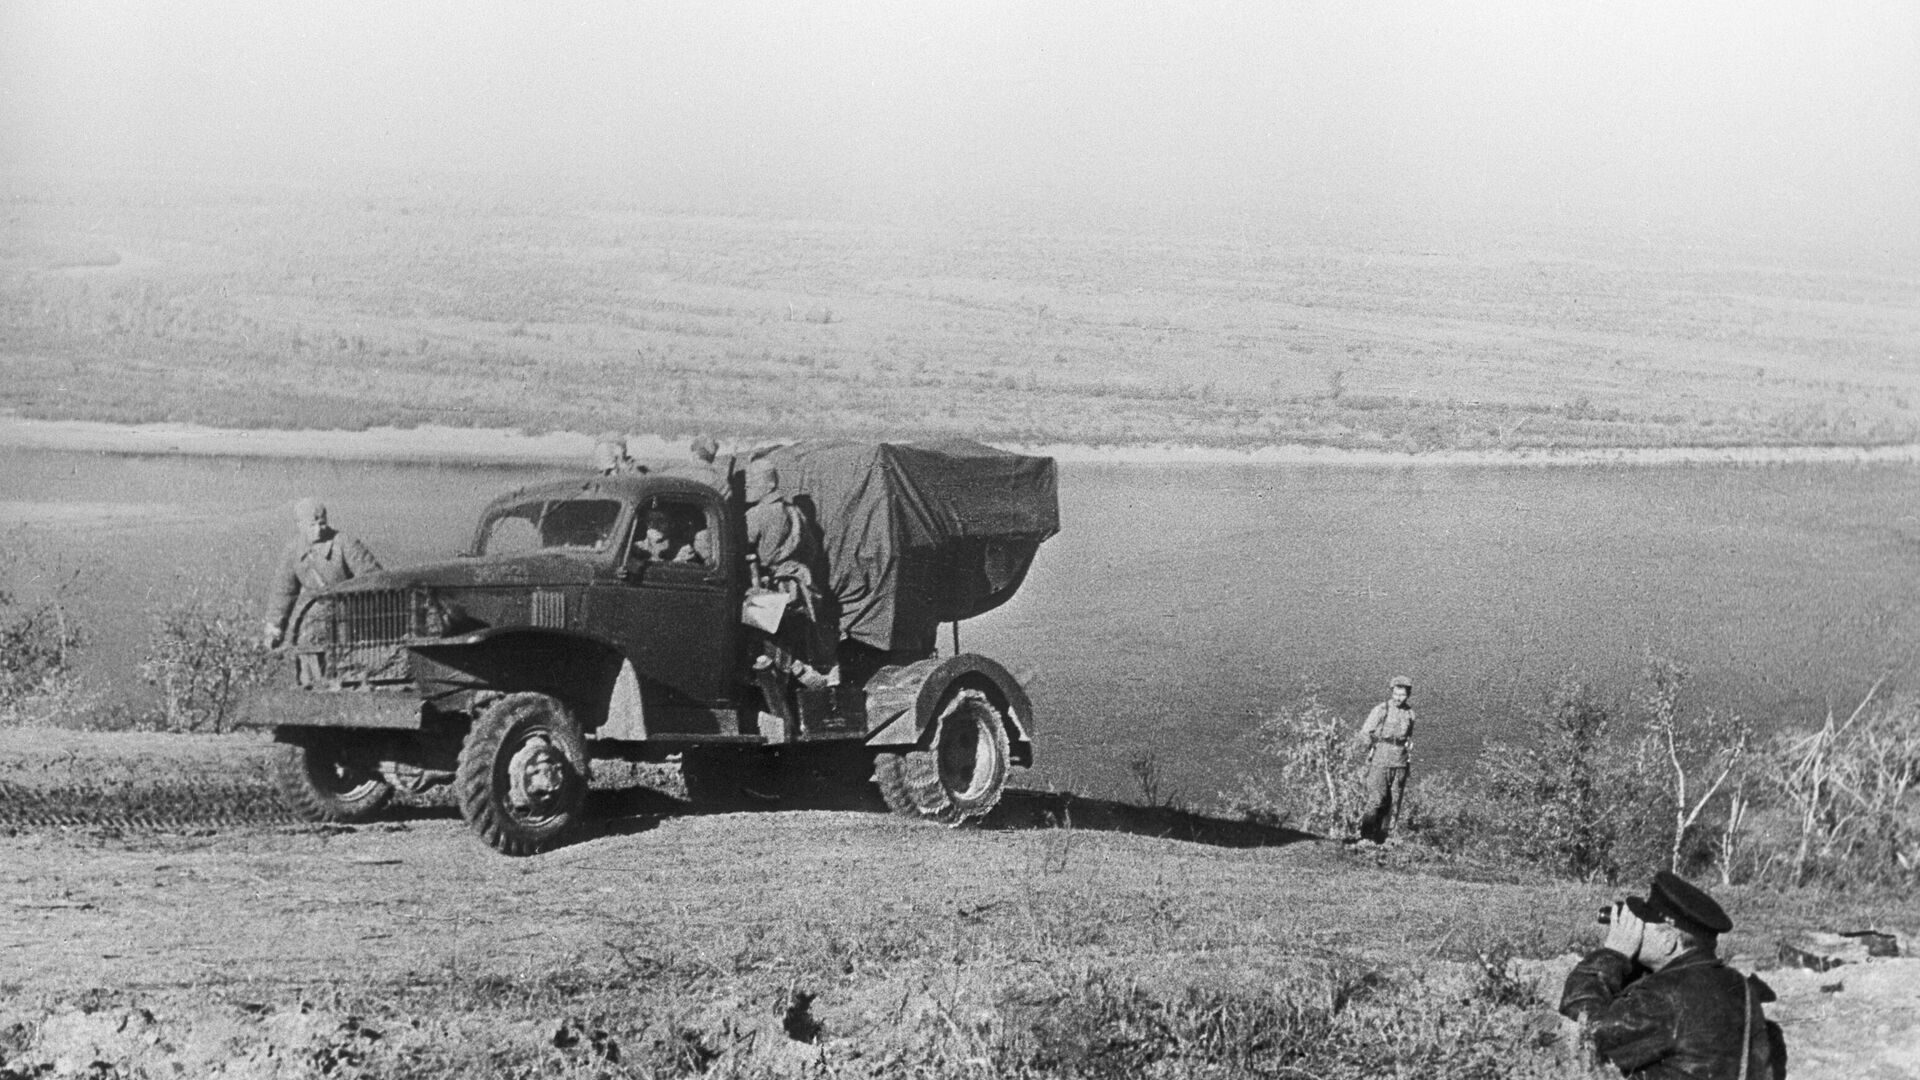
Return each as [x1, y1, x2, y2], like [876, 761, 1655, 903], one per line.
[982, 790, 1321, 849]
[572, 785, 1321, 851]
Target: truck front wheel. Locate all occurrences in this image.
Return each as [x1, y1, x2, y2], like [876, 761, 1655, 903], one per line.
[456, 693, 589, 855]
[874, 687, 1010, 825]
[272, 737, 394, 824]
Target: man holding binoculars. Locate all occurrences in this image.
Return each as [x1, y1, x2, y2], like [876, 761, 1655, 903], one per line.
[1559, 870, 1778, 1079]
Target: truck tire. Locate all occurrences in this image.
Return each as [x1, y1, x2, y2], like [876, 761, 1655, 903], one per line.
[456, 693, 589, 855]
[873, 687, 1010, 825]
[272, 737, 394, 824]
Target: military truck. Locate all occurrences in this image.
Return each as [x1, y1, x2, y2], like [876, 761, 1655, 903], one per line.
[248, 440, 1058, 855]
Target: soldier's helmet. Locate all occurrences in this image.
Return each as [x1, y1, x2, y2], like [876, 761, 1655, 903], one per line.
[1390, 676, 1413, 691]
[744, 459, 780, 503]
[689, 434, 720, 464]
[592, 432, 629, 472]
[293, 497, 328, 526]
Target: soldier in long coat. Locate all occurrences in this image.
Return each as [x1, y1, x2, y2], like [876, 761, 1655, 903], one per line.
[262, 498, 382, 651]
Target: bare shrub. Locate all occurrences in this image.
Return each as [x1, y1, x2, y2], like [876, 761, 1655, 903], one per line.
[1758, 685, 1920, 889]
[138, 595, 274, 733]
[1396, 664, 1911, 893]
[1634, 655, 1753, 875]
[0, 537, 87, 724]
[1223, 685, 1366, 835]
[1127, 750, 1179, 810]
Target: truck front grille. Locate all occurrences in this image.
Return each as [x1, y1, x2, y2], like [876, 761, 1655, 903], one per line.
[531, 590, 566, 628]
[295, 590, 416, 686]
[338, 590, 413, 648]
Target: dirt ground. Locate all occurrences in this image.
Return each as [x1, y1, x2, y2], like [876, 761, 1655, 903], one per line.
[1, 747, 1916, 1078]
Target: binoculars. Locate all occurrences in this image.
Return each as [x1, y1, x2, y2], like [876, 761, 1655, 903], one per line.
[1596, 896, 1655, 925]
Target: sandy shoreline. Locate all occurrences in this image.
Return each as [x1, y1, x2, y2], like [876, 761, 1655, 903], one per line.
[4, 415, 1920, 468]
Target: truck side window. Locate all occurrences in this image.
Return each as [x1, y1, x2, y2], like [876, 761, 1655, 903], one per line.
[632, 498, 714, 566]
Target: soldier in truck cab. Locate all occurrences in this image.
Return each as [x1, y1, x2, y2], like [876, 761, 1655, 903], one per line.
[634, 509, 679, 561]
[262, 498, 382, 656]
[633, 506, 707, 565]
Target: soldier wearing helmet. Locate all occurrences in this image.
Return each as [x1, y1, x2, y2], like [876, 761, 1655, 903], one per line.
[743, 459, 837, 694]
[592, 432, 636, 475]
[1355, 675, 1417, 843]
[262, 498, 382, 655]
[689, 433, 746, 501]
[689, 433, 720, 466]
[744, 460, 807, 585]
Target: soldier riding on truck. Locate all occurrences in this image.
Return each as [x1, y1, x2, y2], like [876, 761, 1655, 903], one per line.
[246, 439, 1058, 855]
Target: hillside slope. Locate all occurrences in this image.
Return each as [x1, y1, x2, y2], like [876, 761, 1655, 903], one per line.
[0, 732, 1913, 1077]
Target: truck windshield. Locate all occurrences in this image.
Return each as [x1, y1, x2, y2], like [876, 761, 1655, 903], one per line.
[479, 498, 624, 555]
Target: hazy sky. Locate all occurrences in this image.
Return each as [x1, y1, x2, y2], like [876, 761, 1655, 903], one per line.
[4, 1, 1917, 235]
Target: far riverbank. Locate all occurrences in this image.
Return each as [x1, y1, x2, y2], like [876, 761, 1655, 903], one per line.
[6, 415, 1920, 468]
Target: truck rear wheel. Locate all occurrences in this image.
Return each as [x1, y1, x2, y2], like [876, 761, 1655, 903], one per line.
[272, 737, 394, 824]
[874, 687, 1010, 825]
[456, 693, 589, 855]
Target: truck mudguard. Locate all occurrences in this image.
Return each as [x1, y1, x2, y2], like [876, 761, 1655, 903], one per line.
[863, 653, 1033, 750]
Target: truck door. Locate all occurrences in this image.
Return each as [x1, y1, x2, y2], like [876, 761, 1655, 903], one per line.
[587, 492, 737, 720]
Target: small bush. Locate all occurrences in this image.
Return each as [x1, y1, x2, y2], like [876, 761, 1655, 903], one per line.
[1222, 685, 1367, 835]
[1478, 675, 1643, 881]
[138, 596, 274, 733]
[1399, 779, 1497, 854]
[0, 538, 87, 724]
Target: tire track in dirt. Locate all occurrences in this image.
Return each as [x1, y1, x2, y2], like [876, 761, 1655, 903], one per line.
[0, 779, 298, 831]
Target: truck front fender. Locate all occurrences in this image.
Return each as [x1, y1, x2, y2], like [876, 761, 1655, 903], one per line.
[405, 629, 624, 731]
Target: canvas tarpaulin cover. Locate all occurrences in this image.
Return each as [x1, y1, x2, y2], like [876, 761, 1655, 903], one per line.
[763, 440, 1058, 655]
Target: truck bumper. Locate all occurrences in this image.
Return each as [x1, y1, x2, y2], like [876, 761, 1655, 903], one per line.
[243, 688, 426, 731]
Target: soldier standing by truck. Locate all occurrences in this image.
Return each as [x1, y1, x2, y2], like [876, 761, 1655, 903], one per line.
[744, 459, 837, 691]
[1356, 675, 1417, 843]
[262, 498, 382, 676]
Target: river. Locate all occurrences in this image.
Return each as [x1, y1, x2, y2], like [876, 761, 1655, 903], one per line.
[5, 446, 1919, 803]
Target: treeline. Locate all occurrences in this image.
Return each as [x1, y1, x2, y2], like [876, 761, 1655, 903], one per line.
[1229, 660, 1920, 892]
